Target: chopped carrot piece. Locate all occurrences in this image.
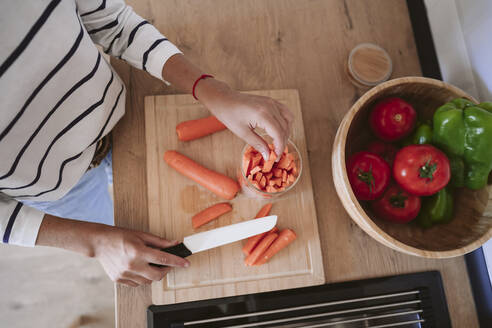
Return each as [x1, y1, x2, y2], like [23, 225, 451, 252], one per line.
[243, 154, 252, 176]
[254, 172, 263, 182]
[277, 153, 293, 169]
[251, 152, 262, 168]
[287, 174, 295, 183]
[286, 160, 295, 171]
[244, 231, 278, 266]
[260, 176, 266, 188]
[250, 166, 261, 175]
[272, 168, 282, 178]
[192, 202, 232, 229]
[254, 229, 297, 265]
[282, 170, 287, 182]
[252, 180, 261, 190]
[242, 204, 273, 256]
[262, 151, 277, 173]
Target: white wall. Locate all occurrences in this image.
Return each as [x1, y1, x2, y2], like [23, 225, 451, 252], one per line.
[424, 0, 492, 101]
[455, 0, 492, 101]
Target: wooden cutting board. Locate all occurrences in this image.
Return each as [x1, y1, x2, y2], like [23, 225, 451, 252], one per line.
[144, 89, 324, 305]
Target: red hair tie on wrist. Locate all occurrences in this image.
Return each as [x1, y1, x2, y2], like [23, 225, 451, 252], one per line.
[192, 74, 214, 100]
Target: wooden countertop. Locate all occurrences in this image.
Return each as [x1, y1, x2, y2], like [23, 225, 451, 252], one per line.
[111, 1, 479, 327]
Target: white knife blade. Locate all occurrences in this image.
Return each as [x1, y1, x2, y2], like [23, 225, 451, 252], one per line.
[183, 215, 277, 254]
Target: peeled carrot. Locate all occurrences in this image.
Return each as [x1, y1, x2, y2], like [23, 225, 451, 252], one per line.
[254, 229, 297, 265]
[272, 168, 283, 178]
[244, 231, 278, 266]
[164, 150, 240, 200]
[262, 151, 277, 173]
[242, 203, 273, 256]
[176, 116, 227, 141]
[277, 153, 293, 169]
[192, 203, 232, 229]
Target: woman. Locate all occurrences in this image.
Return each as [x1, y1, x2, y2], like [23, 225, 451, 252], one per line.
[0, 0, 292, 287]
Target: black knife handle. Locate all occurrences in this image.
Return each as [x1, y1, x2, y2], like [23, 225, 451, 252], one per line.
[162, 242, 192, 258]
[150, 243, 192, 268]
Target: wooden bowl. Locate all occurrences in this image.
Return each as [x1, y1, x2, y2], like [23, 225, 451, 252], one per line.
[332, 76, 492, 258]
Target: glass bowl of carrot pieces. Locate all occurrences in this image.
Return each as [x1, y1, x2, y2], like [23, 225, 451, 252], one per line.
[239, 135, 302, 199]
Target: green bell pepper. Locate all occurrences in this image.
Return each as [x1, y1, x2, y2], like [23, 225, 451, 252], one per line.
[416, 187, 454, 228]
[433, 98, 492, 189]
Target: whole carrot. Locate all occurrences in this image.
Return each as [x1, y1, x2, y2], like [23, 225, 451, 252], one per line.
[244, 231, 278, 266]
[254, 229, 297, 265]
[192, 203, 232, 229]
[176, 116, 227, 141]
[164, 150, 240, 200]
[242, 203, 273, 256]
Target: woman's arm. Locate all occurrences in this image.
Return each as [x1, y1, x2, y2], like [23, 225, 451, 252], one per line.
[37, 214, 189, 287]
[162, 54, 294, 160]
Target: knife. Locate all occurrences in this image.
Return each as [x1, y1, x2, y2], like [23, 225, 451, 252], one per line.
[160, 215, 277, 259]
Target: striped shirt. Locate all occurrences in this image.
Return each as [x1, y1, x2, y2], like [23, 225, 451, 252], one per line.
[0, 0, 181, 246]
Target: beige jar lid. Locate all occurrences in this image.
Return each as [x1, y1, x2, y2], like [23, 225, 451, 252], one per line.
[347, 43, 392, 87]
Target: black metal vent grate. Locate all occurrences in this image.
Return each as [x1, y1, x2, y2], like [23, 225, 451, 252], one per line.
[148, 271, 451, 328]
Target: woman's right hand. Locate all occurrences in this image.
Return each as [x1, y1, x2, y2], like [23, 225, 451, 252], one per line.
[92, 226, 190, 287]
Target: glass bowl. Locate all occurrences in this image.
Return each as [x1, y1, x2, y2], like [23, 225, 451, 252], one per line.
[238, 134, 303, 199]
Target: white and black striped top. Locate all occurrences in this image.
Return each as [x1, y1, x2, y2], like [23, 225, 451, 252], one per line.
[0, 0, 181, 246]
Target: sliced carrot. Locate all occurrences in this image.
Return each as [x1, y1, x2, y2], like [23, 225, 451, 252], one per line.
[242, 204, 273, 256]
[254, 229, 297, 265]
[255, 203, 273, 219]
[282, 170, 287, 182]
[277, 153, 293, 169]
[243, 153, 253, 176]
[192, 202, 232, 229]
[176, 116, 227, 141]
[291, 161, 298, 176]
[272, 168, 283, 178]
[286, 160, 295, 171]
[262, 151, 277, 173]
[260, 176, 267, 188]
[244, 231, 278, 266]
[250, 166, 262, 175]
[287, 174, 295, 183]
[254, 172, 263, 182]
[164, 150, 239, 200]
[251, 152, 262, 168]
[252, 180, 261, 190]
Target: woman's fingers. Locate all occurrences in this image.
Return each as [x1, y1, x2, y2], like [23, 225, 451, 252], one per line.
[238, 127, 271, 160]
[138, 232, 179, 249]
[144, 247, 190, 268]
[117, 279, 139, 287]
[276, 101, 294, 133]
[257, 112, 287, 160]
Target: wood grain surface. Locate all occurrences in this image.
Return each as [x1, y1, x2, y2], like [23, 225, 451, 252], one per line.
[145, 90, 324, 305]
[111, 1, 479, 327]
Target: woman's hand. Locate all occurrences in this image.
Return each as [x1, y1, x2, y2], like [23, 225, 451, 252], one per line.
[37, 215, 189, 287]
[195, 79, 294, 160]
[92, 226, 190, 287]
